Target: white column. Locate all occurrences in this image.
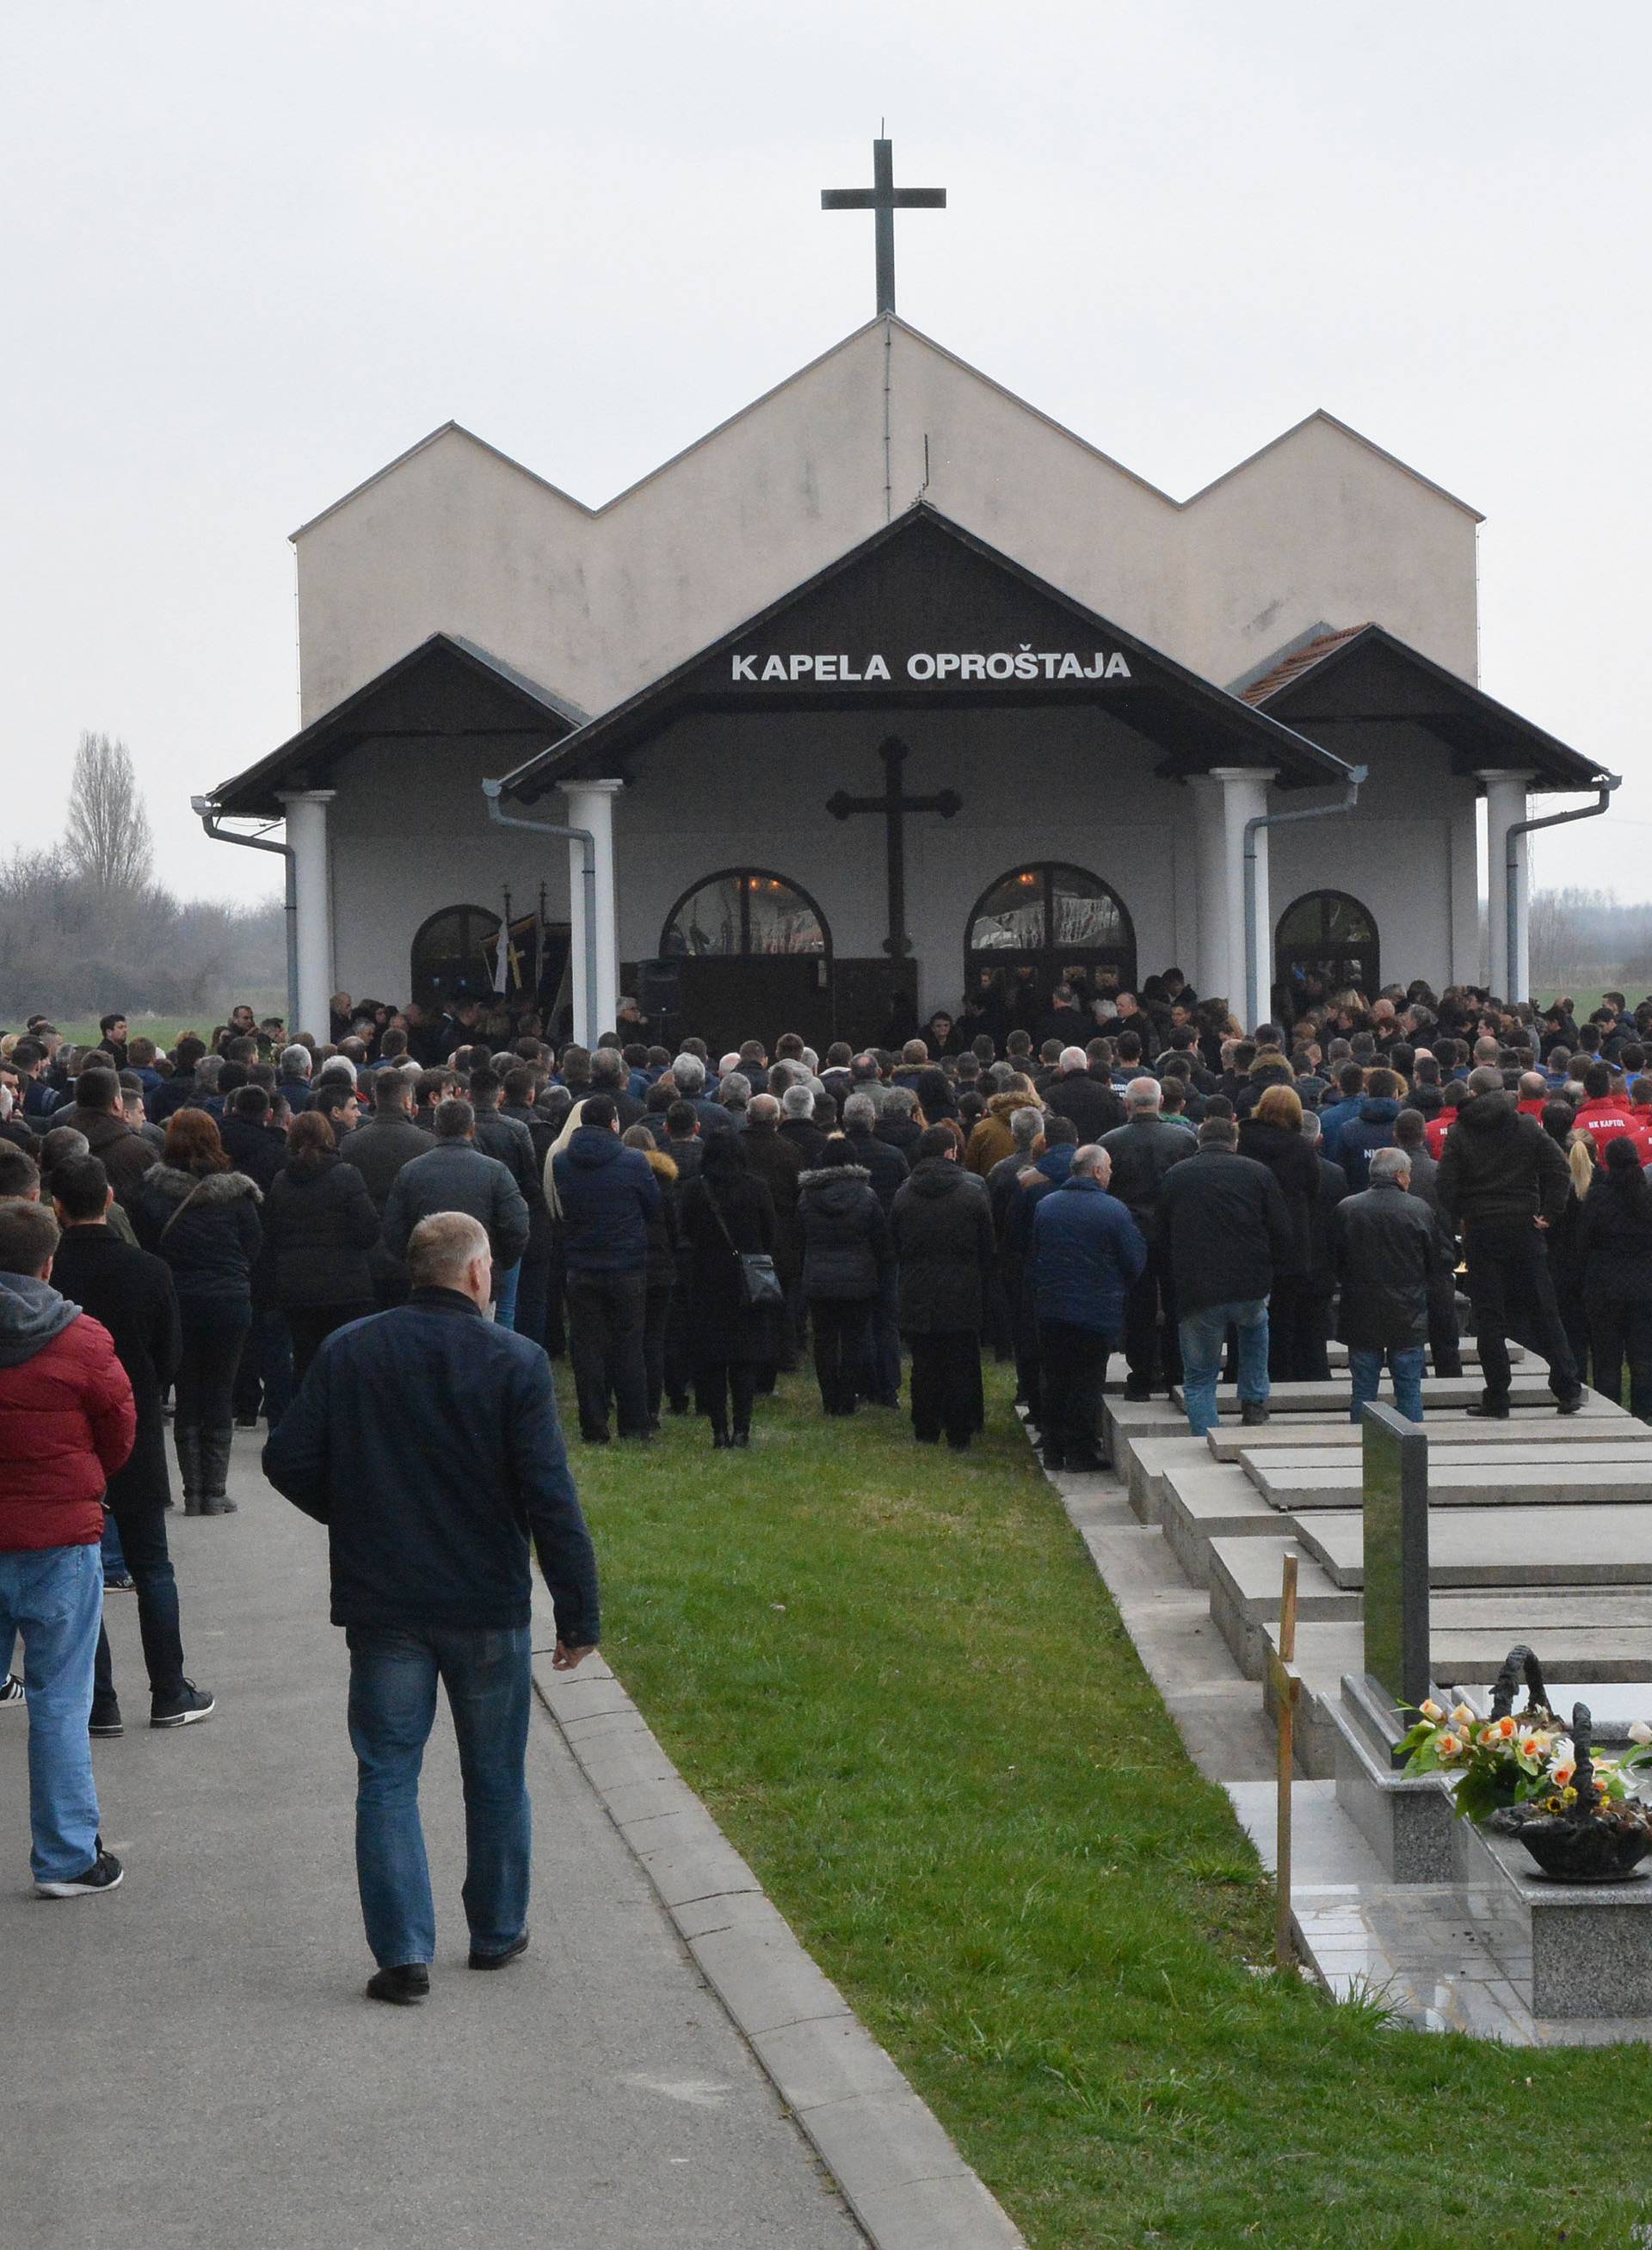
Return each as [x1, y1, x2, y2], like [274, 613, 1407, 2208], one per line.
[558, 780, 623, 1045]
[1479, 769, 1535, 1001]
[1193, 767, 1275, 1024]
[1188, 777, 1230, 1002]
[1447, 792, 1482, 989]
[277, 790, 336, 1042]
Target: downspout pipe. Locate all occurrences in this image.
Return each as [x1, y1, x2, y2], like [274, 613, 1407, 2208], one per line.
[481, 779, 598, 1047]
[191, 794, 299, 1036]
[1242, 764, 1368, 1031]
[1503, 774, 1619, 1003]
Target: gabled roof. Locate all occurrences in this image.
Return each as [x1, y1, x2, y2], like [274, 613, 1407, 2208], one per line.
[1245, 622, 1608, 792]
[496, 502, 1354, 802]
[292, 317, 1481, 541]
[208, 633, 587, 817]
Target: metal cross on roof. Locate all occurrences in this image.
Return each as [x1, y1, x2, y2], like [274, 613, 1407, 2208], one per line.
[821, 137, 946, 316]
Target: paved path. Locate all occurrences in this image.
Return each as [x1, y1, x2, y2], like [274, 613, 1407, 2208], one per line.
[3, 1433, 862, 2250]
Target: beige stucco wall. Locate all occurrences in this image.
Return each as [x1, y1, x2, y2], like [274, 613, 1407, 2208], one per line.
[293, 318, 1481, 730]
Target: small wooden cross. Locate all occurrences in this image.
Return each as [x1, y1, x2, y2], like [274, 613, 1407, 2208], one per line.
[1266, 1551, 1303, 1971]
[822, 138, 946, 315]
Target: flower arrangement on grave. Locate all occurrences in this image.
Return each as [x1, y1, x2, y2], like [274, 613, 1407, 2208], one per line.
[1396, 1698, 1572, 1822]
[1396, 1643, 1652, 1828]
[1489, 1705, 1652, 1883]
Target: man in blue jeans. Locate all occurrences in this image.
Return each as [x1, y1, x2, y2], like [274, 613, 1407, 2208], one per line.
[263, 1210, 600, 2006]
[1157, 1116, 1295, 1438]
[1331, 1145, 1447, 1423]
[0, 1199, 136, 1897]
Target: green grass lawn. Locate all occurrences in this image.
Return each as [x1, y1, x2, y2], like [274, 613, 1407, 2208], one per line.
[564, 1362, 1652, 2249]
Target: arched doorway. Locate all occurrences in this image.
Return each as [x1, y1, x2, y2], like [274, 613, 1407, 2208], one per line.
[656, 868, 833, 1051]
[410, 903, 501, 1010]
[1274, 890, 1380, 1014]
[964, 862, 1137, 1033]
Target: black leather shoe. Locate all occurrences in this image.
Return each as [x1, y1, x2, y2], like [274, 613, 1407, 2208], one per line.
[1240, 1402, 1270, 1427]
[469, 1930, 529, 1971]
[366, 1963, 429, 2005]
[1556, 1390, 1585, 1416]
[1466, 1400, 1510, 1420]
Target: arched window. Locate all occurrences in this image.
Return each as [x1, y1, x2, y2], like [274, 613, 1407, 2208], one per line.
[964, 862, 1136, 1015]
[1274, 890, 1380, 1008]
[410, 903, 502, 1008]
[660, 869, 829, 959]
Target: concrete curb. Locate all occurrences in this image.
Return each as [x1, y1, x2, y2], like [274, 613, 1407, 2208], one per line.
[532, 1629, 1025, 2250]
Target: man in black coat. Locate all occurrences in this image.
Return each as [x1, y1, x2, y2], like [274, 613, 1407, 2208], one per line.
[59, 1066, 157, 1210]
[336, 1070, 436, 1307]
[262, 1209, 599, 2005]
[47, 1156, 213, 1731]
[1045, 1048, 1124, 1144]
[890, 1127, 995, 1449]
[1435, 1068, 1581, 1415]
[1100, 1078, 1193, 1400]
[841, 1092, 909, 1409]
[551, 1096, 660, 1443]
[1157, 1116, 1295, 1436]
[222, 1083, 299, 1427]
[1330, 1147, 1446, 1424]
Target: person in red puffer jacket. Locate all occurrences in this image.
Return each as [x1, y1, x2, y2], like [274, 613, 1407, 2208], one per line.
[0, 1199, 135, 1897]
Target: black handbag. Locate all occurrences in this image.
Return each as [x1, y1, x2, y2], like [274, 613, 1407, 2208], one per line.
[708, 1190, 785, 1310]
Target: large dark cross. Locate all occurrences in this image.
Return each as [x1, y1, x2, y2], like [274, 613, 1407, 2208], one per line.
[821, 137, 946, 316]
[827, 737, 961, 959]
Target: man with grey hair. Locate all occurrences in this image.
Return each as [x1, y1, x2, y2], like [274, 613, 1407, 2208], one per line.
[1100, 1076, 1193, 1400]
[716, 1071, 751, 1131]
[264, 1207, 599, 2006]
[278, 1045, 315, 1113]
[1330, 1144, 1447, 1423]
[1028, 1143, 1144, 1470]
[669, 1053, 728, 1138]
[778, 1081, 827, 1167]
[589, 1045, 644, 1127]
[1045, 1047, 1122, 1144]
[1436, 1063, 1581, 1415]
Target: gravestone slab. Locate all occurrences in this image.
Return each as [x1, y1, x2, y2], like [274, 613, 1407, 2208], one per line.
[1298, 1504, 1652, 1590]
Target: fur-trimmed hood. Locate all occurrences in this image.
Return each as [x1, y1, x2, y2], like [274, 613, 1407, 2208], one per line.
[144, 1163, 263, 1205]
[986, 1088, 1039, 1119]
[798, 1162, 872, 1190]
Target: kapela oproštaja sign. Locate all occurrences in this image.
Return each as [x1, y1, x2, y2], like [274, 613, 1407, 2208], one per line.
[729, 646, 1134, 684]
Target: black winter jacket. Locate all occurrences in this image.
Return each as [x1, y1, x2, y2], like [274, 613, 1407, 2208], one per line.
[132, 1165, 263, 1312]
[1435, 1092, 1571, 1230]
[263, 1155, 382, 1310]
[797, 1166, 891, 1301]
[1330, 1182, 1443, 1351]
[1098, 1115, 1194, 1240]
[739, 1121, 805, 1278]
[1577, 1171, 1652, 1305]
[1236, 1118, 1320, 1279]
[842, 1127, 909, 1214]
[1336, 1098, 1403, 1193]
[890, 1158, 995, 1335]
[47, 1226, 181, 1513]
[677, 1170, 778, 1365]
[1045, 1070, 1125, 1143]
[1156, 1150, 1295, 1315]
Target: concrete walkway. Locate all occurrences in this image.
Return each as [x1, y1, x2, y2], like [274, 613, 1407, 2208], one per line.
[3, 1433, 862, 2250]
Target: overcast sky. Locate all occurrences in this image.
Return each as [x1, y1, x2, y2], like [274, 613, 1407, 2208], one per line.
[4, 2, 1649, 903]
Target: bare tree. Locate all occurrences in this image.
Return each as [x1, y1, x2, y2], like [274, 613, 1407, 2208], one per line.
[64, 730, 154, 898]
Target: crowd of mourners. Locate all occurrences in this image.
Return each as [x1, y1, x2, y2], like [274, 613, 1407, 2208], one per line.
[5, 969, 1652, 1943]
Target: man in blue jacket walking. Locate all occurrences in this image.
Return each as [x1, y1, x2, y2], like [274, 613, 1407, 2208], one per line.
[1029, 1145, 1146, 1471]
[262, 1211, 600, 2006]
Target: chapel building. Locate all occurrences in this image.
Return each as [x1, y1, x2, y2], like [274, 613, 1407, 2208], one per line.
[205, 311, 1608, 1049]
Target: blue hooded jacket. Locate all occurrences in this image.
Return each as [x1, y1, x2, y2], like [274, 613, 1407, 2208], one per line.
[552, 1127, 661, 1275]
